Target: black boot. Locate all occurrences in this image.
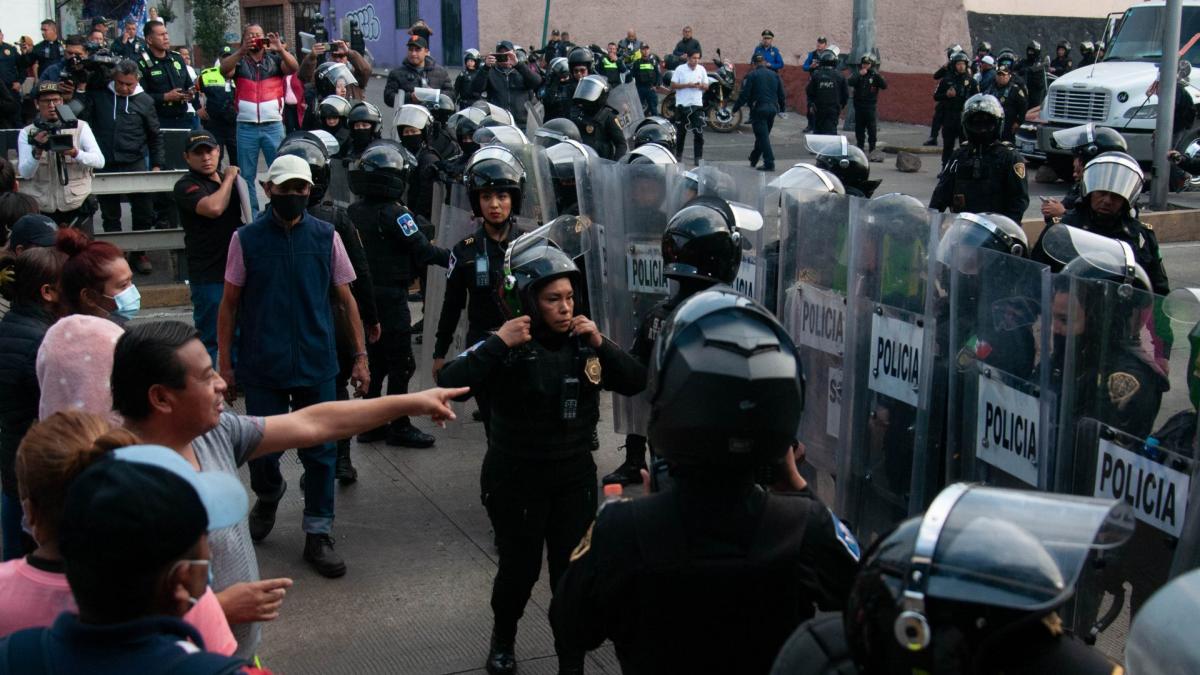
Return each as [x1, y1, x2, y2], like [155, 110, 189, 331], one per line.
[486, 629, 516, 675]
[602, 461, 646, 486]
[387, 424, 435, 448]
[303, 533, 347, 578]
[248, 480, 286, 542]
[356, 426, 387, 443]
[335, 441, 357, 485]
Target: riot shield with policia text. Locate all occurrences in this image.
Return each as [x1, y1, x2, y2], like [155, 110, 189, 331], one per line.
[694, 162, 768, 303]
[837, 193, 943, 544]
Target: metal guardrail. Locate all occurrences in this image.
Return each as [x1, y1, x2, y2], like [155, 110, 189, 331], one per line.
[92, 228, 186, 252]
[91, 169, 188, 195]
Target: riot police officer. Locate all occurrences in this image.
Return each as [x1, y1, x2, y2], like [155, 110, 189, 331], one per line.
[569, 74, 627, 161]
[544, 139, 595, 215]
[805, 50, 848, 134]
[567, 46, 594, 82]
[933, 51, 979, 166]
[924, 45, 965, 146]
[1050, 41, 1074, 76]
[848, 54, 887, 153]
[533, 117, 582, 150]
[437, 224, 645, 675]
[346, 100, 382, 157]
[808, 134, 880, 198]
[554, 286, 861, 675]
[1040, 124, 1128, 224]
[348, 140, 451, 449]
[1079, 40, 1097, 67]
[394, 103, 441, 222]
[987, 64, 1027, 143]
[199, 59, 238, 162]
[1017, 40, 1047, 108]
[432, 147, 527, 431]
[316, 94, 353, 156]
[602, 196, 753, 486]
[277, 132, 381, 480]
[539, 57, 574, 121]
[631, 115, 677, 150]
[930, 94, 1029, 223]
[771, 483, 1130, 674]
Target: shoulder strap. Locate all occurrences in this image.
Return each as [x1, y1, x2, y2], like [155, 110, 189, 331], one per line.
[2, 629, 53, 675]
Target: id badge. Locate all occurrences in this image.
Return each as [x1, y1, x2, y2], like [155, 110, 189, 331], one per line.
[475, 255, 490, 288]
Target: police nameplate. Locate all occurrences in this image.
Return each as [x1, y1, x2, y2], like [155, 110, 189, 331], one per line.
[975, 373, 1040, 487]
[867, 313, 923, 406]
[1093, 437, 1192, 537]
[584, 356, 601, 385]
[786, 282, 845, 357]
[626, 242, 669, 295]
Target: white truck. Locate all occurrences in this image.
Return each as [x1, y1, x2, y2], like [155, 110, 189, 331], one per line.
[1028, 0, 1200, 177]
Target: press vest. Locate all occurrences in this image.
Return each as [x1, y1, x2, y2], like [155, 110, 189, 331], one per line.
[20, 124, 93, 212]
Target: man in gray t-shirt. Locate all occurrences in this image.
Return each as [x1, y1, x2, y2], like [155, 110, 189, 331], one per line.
[111, 321, 461, 658]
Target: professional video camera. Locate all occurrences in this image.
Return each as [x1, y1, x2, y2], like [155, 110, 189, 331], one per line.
[31, 104, 79, 153]
[60, 48, 118, 89]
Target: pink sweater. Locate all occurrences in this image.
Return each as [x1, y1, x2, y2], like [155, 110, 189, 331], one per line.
[0, 557, 238, 655]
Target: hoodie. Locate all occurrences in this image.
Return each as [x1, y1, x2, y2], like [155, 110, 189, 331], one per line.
[78, 81, 166, 168]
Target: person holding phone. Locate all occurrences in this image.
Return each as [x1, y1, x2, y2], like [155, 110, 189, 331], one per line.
[468, 40, 542, 127]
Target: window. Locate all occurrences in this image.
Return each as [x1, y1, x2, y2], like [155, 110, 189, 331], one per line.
[395, 0, 417, 31]
[244, 5, 284, 37]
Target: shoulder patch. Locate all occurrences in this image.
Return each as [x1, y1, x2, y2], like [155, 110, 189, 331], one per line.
[184, 184, 200, 194]
[829, 508, 861, 562]
[1107, 372, 1140, 410]
[463, 236, 475, 246]
[446, 251, 457, 278]
[570, 522, 595, 562]
[1013, 162, 1026, 179]
[397, 212, 419, 237]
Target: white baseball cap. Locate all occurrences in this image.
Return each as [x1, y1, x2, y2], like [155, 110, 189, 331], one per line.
[265, 154, 313, 185]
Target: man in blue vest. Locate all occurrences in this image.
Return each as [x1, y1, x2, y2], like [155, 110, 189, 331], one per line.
[216, 154, 370, 578]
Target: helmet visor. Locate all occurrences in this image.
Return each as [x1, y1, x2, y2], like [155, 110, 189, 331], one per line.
[534, 126, 574, 148]
[476, 124, 529, 150]
[627, 143, 677, 166]
[574, 76, 607, 103]
[309, 129, 340, 157]
[1041, 224, 1149, 288]
[805, 134, 848, 159]
[473, 101, 515, 126]
[468, 145, 525, 174]
[1051, 123, 1096, 152]
[393, 105, 432, 131]
[1081, 153, 1143, 204]
[767, 164, 845, 194]
[727, 200, 764, 232]
[923, 485, 1133, 611]
[412, 86, 441, 107]
[935, 214, 1007, 265]
[318, 62, 356, 89]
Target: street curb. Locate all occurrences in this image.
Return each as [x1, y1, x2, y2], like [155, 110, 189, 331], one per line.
[883, 145, 942, 155]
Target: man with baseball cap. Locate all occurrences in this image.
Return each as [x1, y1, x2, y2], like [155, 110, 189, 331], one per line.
[0, 445, 262, 672]
[468, 39, 542, 126]
[382, 34, 450, 108]
[17, 81, 105, 228]
[217, 154, 369, 577]
[753, 29, 784, 72]
[5, 214, 57, 254]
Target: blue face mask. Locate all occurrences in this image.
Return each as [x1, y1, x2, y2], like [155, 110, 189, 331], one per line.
[107, 284, 141, 321]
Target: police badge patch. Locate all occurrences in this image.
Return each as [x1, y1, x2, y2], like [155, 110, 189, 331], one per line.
[1014, 162, 1026, 179]
[584, 356, 602, 385]
[397, 212, 419, 237]
[1107, 372, 1140, 410]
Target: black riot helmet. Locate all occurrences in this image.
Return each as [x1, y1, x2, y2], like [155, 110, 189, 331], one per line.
[995, 48, 1017, 68]
[533, 117, 583, 149]
[447, 107, 486, 145]
[1026, 40, 1042, 58]
[314, 61, 356, 98]
[633, 116, 678, 149]
[348, 139, 416, 200]
[936, 212, 1030, 266]
[277, 132, 332, 205]
[433, 93, 455, 123]
[680, 165, 737, 201]
[1042, 223, 1153, 293]
[647, 287, 805, 466]
[808, 134, 873, 194]
[1057, 40, 1072, 54]
[573, 74, 611, 113]
[818, 49, 838, 67]
[847, 484, 1133, 674]
[499, 217, 586, 319]
[1051, 123, 1128, 161]
[1080, 40, 1095, 56]
[960, 93, 1005, 145]
[662, 196, 763, 284]
[567, 46, 594, 71]
[466, 146, 527, 218]
[318, 95, 352, 124]
[946, 44, 964, 60]
[347, 101, 383, 153]
[976, 40, 992, 55]
[622, 142, 678, 166]
[949, 50, 970, 68]
[544, 140, 595, 211]
[549, 56, 570, 79]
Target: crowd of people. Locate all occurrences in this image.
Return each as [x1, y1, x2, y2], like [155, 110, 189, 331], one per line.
[0, 13, 1195, 675]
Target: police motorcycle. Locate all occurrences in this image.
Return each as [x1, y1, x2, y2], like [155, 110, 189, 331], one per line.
[659, 48, 741, 132]
[1040, 223, 1200, 657]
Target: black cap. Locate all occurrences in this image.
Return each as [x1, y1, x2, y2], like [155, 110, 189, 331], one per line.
[496, 40, 515, 52]
[35, 81, 62, 98]
[185, 129, 220, 152]
[817, 36, 827, 43]
[9, 214, 58, 249]
[408, 35, 428, 50]
[762, 29, 774, 38]
[753, 54, 765, 64]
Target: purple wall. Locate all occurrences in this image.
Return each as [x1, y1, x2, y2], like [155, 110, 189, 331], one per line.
[323, 0, 478, 70]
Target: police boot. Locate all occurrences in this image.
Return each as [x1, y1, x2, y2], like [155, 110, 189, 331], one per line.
[602, 460, 645, 486]
[248, 480, 286, 542]
[486, 629, 516, 675]
[357, 426, 388, 443]
[303, 533, 347, 578]
[335, 441, 357, 485]
[387, 423, 435, 448]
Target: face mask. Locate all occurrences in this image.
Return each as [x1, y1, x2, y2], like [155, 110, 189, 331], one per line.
[107, 284, 141, 321]
[272, 192, 308, 221]
[459, 140, 479, 156]
[400, 134, 424, 154]
[351, 128, 374, 150]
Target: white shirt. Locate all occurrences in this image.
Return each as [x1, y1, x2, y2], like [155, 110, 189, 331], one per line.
[672, 62, 708, 108]
[17, 119, 106, 179]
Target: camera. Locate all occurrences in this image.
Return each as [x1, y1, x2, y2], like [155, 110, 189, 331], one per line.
[32, 103, 79, 151]
[251, 37, 266, 51]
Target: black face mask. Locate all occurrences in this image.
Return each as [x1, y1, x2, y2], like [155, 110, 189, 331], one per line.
[351, 128, 374, 151]
[459, 140, 479, 156]
[1051, 332, 1068, 375]
[272, 193, 307, 221]
[400, 134, 424, 154]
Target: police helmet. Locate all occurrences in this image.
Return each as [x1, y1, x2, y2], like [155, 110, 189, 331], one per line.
[863, 192, 932, 240]
[1081, 151, 1143, 205]
[1126, 569, 1200, 675]
[1027, 40, 1042, 57]
[1057, 40, 1072, 53]
[549, 56, 570, 78]
[394, 103, 433, 135]
[473, 124, 530, 156]
[277, 132, 331, 204]
[681, 165, 737, 200]
[448, 107, 487, 142]
[472, 100, 516, 126]
[573, 74, 611, 111]
[960, 93, 1005, 143]
[946, 44, 964, 60]
[464, 48, 480, 64]
[1080, 40, 1095, 55]
[621, 142, 678, 166]
[976, 40, 992, 54]
[318, 95, 352, 122]
[1042, 224, 1152, 292]
[846, 483, 1133, 674]
[348, 101, 383, 132]
[936, 212, 1029, 266]
[768, 163, 845, 194]
[860, 53, 877, 66]
[568, 46, 594, 70]
[466, 146, 527, 218]
[533, 117, 582, 149]
[813, 142, 871, 191]
[662, 196, 762, 284]
[499, 219, 584, 318]
[995, 48, 1017, 67]
[818, 49, 838, 67]
[545, 139, 596, 184]
[949, 51, 970, 66]
[348, 139, 415, 199]
[433, 93, 456, 123]
[633, 116, 677, 149]
[647, 286, 805, 466]
[314, 61, 356, 98]
[1051, 123, 1128, 160]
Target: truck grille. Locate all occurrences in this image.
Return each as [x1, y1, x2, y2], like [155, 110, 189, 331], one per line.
[1048, 89, 1110, 122]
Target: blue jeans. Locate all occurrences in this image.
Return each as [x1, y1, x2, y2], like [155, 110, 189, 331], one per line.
[245, 379, 336, 534]
[190, 282, 225, 367]
[2, 492, 27, 561]
[236, 121, 284, 213]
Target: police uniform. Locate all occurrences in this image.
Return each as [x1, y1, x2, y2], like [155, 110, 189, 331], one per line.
[847, 68, 887, 152]
[405, 144, 442, 223]
[0, 41, 20, 89]
[933, 70, 979, 165]
[24, 39, 63, 78]
[137, 49, 195, 128]
[930, 140, 1030, 223]
[1050, 55, 1074, 77]
[805, 67, 848, 135]
[551, 485, 861, 674]
[1017, 56, 1046, 107]
[570, 103, 627, 160]
[110, 37, 147, 60]
[199, 66, 237, 162]
[540, 77, 576, 121]
[988, 79, 1028, 143]
[1036, 205, 1169, 296]
[599, 56, 626, 87]
[633, 53, 661, 115]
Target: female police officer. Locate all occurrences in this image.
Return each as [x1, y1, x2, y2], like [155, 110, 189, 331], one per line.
[436, 222, 645, 675]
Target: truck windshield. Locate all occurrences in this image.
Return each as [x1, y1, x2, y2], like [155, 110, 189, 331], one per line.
[1105, 5, 1200, 64]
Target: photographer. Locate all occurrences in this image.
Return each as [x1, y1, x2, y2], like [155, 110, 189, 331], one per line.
[39, 36, 105, 101]
[468, 40, 542, 126]
[78, 59, 163, 270]
[16, 82, 104, 226]
[299, 39, 370, 100]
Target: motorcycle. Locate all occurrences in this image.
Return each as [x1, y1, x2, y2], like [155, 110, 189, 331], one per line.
[659, 48, 742, 133]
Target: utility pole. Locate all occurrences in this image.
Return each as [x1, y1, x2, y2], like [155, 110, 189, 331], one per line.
[852, 0, 877, 62]
[1152, 0, 1183, 210]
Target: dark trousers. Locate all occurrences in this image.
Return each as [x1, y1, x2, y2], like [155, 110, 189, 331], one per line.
[1001, 119, 1017, 143]
[481, 449, 597, 646]
[98, 160, 154, 233]
[749, 109, 776, 168]
[941, 118, 962, 166]
[813, 108, 840, 135]
[246, 379, 337, 534]
[930, 104, 944, 138]
[205, 121, 238, 168]
[365, 286, 416, 431]
[636, 84, 659, 116]
[854, 105, 879, 151]
[673, 105, 705, 162]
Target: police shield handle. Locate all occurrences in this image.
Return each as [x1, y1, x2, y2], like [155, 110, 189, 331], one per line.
[497, 316, 532, 347]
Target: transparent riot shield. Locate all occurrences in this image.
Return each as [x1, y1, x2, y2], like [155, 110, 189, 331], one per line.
[693, 162, 768, 303]
[608, 83, 645, 143]
[524, 101, 545, 138]
[837, 194, 943, 544]
[777, 188, 854, 503]
[946, 247, 1055, 490]
[579, 159, 681, 436]
[328, 157, 353, 209]
[512, 143, 557, 226]
[418, 183, 478, 392]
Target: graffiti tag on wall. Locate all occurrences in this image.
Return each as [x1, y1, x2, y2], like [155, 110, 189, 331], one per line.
[344, 4, 381, 41]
